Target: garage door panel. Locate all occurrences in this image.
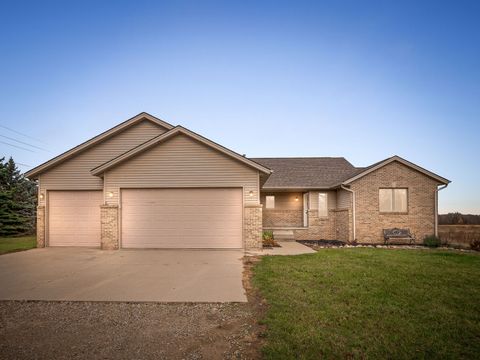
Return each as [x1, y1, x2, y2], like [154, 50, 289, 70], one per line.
[48, 191, 102, 247]
[121, 188, 242, 248]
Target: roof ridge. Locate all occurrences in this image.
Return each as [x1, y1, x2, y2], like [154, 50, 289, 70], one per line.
[250, 156, 349, 159]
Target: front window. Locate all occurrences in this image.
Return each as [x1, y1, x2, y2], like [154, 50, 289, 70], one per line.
[379, 188, 408, 213]
[265, 196, 275, 209]
[318, 193, 328, 217]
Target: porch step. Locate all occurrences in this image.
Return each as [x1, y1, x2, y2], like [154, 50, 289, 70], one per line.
[273, 230, 295, 241]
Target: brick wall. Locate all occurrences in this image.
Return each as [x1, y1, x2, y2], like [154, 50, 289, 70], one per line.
[36, 206, 45, 248]
[294, 209, 336, 240]
[351, 161, 440, 243]
[100, 205, 119, 250]
[263, 209, 303, 227]
[334, 209, 351, 242]
[244, 205, 262, 249]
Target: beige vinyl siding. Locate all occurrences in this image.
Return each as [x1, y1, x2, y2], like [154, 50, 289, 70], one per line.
[105, 134, 260, 205]
[38, 120, 166, 206]
[308, 191, 337, 210]
[337, 189, 352, 209]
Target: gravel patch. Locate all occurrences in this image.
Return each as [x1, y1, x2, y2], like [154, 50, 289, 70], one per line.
[0, 301, 262, 359]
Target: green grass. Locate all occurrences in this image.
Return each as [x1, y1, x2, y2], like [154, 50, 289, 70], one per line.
[0, 236, 36, 255]
[253, 249, 480, 359]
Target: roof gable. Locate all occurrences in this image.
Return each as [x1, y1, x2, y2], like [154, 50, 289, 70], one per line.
[25, 112, 173, 179]
[91, 126, 272, 176]
[340, 156, 450, 185]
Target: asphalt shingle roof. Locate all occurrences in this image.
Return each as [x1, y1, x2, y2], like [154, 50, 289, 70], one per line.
[251, 157, 361, 189]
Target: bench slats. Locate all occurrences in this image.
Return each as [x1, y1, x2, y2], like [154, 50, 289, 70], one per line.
[383, 228, 415, 245]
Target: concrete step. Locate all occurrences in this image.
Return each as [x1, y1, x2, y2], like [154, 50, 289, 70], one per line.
[273, 230, 295, 241]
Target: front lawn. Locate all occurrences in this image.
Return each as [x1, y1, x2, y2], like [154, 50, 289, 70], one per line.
[0, 236, 36, 255]
[253, 248, 480, 359]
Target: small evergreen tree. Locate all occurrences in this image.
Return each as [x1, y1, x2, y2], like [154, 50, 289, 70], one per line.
[0, 157, 37, 236]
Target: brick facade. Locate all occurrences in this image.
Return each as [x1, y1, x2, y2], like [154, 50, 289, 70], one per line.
[244, 205, 262, 249]
[294, 209, 336, 240]
[334, 209, 351, 242]
[351, 161, 440, 243]
[263, 209, 303, 227]
[260, 161, 439, 244]
[100, 205, 119, 250]
[36, 206, 46, 248]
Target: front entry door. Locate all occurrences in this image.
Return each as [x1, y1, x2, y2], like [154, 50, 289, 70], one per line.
[303, 192, 309, 227]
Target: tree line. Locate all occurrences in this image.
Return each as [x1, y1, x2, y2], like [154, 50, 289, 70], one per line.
[439, 212, 480, 225]
[0, 157, 37, 236]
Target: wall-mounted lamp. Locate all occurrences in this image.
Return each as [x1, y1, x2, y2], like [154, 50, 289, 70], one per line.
[295, 196, 299, 201]
[107, 191, 114, 198]
[248, 191, 254, 197]
[39, 193, 44, 200]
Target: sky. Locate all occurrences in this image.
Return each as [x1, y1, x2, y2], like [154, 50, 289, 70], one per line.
[0, 0, 478, 213]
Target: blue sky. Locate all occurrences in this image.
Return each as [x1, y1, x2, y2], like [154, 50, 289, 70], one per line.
[0, 0, 478, 213]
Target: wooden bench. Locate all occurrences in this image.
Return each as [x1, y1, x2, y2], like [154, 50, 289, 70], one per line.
[383, 228, 416, 245]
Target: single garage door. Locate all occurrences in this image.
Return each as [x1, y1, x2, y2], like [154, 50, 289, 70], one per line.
[121, 188, 243, 249]
[48, 191, 102, 247]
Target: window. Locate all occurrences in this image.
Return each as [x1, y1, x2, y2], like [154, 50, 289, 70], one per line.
[379, 188, 408, 213]
[265, 196, 275, 209]
[318, 193, 328, 217]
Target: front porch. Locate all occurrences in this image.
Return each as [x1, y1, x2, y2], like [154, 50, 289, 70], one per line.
[260, 190, 352, 242]
[260, 191, 308, 229]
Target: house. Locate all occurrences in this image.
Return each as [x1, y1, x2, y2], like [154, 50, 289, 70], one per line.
[26, 112, 450, 250]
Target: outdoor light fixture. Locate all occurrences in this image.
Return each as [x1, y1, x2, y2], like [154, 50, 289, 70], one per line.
[249, 191, 254, 197]
[295, 196, 299, 201]
[39, 193, 44, 200]
[107, 191, 114, 198]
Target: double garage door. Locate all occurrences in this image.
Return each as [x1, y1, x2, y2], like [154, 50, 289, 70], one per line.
[48, 188, 243, 249]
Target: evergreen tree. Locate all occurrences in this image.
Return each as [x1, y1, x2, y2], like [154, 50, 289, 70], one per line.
[0, 157, 37, 236]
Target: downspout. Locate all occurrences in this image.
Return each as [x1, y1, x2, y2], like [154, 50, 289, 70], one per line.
[435, 184, 448, 237]
[341, 185, 356, 242]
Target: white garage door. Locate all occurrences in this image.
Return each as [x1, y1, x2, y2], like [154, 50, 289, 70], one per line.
[48, 191, 102, 247]
[121, 188, 243, 249]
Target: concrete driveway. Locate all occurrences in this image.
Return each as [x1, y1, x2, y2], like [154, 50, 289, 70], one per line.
[0, 248, 246, 302]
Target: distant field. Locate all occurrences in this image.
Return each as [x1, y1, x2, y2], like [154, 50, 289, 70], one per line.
[438, 225, 480, 248]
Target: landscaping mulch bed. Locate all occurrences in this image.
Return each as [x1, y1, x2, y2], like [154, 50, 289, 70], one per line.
[298, 239, 478, 252]
[297, 239, 347, 248]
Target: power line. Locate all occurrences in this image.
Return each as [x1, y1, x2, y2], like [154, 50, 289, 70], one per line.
[16, 162, 32, 168]
[0, 124, 48, 145]
[0, 140, 35, 152]
[0, 134, 49, 152]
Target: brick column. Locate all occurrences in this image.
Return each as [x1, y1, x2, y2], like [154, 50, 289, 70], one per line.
[36, 206, 46, 248]
[101, 205, 119, 250]
[244, 205, 262, 250]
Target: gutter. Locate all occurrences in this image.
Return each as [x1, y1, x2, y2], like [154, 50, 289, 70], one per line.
[340, 185, 356, 242]
[434, 184, 449, 237]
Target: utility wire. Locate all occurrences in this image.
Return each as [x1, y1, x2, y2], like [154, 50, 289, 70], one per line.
[16, 162, 32, 168]
[0, 124, 48, 145]
[0, 140, 35, 152]
[0, 134, 49, 152]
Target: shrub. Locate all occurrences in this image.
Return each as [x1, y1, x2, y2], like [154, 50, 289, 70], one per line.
[263, 230, 273, 241]
[424, 235, 441, 248]
[263, 230, 275, 247]
[470, 239, 480, 251]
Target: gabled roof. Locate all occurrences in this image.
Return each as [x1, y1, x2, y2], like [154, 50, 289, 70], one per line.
[339, 155, 450, 185]
[91, 126, 272, 176]
[25, 112, 173, 179]
[251, 157, 357, 189]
